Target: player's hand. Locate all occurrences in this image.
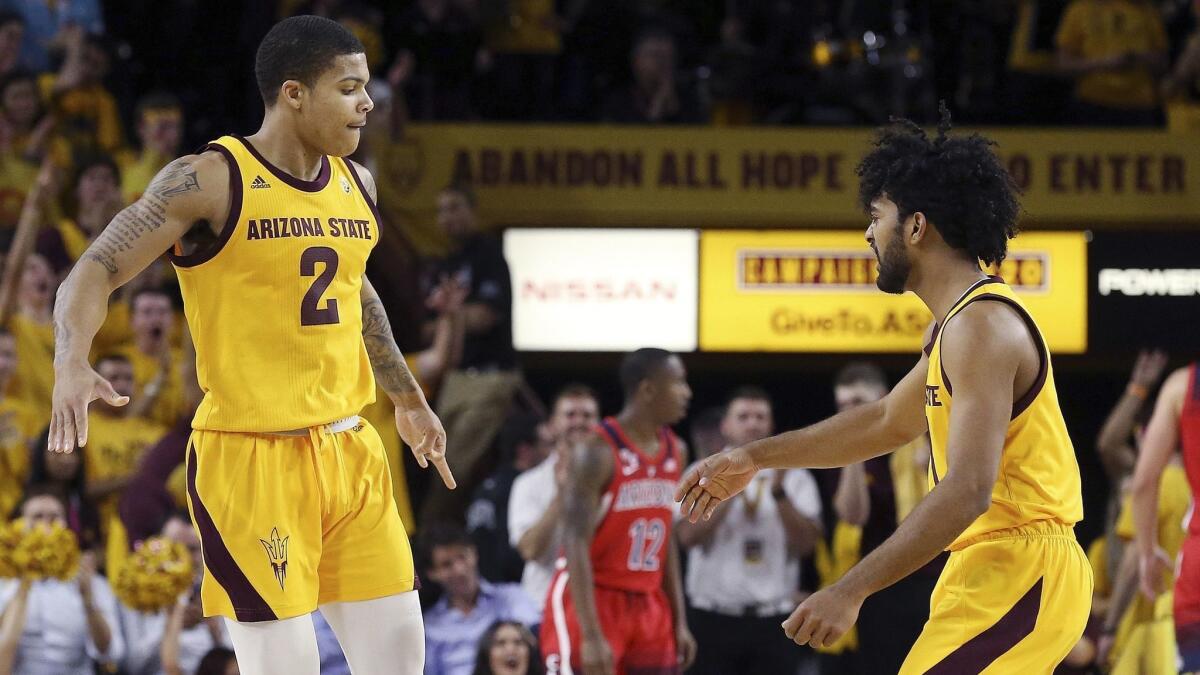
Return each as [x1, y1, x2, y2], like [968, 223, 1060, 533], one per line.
[395, 403, 456, 489]
[675, 624, 697, 670]
[675, 446, 760, 523]
[1138, 546, 1173, 600]
[1130, 349, 1169, 388]
[781, 582, 863, 649]
[580, 634, 615, 675]
[49, 363, 129, 453]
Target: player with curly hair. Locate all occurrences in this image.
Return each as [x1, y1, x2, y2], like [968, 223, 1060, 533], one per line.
[677, 106, 1091, 672]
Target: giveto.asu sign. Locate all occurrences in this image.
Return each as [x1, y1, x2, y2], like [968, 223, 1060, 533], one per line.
[699, 231, 1087, 353]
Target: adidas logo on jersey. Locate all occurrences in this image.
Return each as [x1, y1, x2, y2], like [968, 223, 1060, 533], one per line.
[251, 175, 271, 189]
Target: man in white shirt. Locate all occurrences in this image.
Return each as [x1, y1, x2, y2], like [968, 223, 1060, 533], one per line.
[507, 384, 600, 609]
[0, 488, 125, 675]
[119, 513, 231, 675]
[676, 386, 823, 675]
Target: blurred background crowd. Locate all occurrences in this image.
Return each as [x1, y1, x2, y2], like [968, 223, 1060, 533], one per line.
[0, 1, 1196, 674]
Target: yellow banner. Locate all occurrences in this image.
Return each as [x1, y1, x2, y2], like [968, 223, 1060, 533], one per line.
[699, 231, 1087, 353]
[383, 125, 1197, 228]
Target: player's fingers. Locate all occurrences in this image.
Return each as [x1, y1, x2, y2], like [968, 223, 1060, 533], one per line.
[48, 410, 62, 453]
[674, 465, 702, 502]
[96, 377, 129, 407]
[72, 403, 89, 448]
[408, 432, 430, 468]
[432, 455, 457, 490]
[687, 491, 711, 524]
[60, 406, 78, 453]
[781, 607, 805, 640]
[693, 492, 713, 523]
[793, 615, 819, 646]
[679, 484, 701, 518]
[704, 495, 720, 521]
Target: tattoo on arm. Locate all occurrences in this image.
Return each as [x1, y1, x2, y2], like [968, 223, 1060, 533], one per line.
[361, 296, 420, 397]
[82, 159, 201, 277]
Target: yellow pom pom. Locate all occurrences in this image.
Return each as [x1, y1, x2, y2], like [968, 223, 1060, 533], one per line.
[0, 519, 80, 581]
[114, 537, 194, 612]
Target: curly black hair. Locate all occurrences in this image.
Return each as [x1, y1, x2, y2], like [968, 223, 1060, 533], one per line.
[856, 103, 1020, 266]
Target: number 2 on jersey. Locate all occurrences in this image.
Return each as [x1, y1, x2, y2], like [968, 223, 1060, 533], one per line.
[627, 517, 665, 571]
[300, 246, 340, 326]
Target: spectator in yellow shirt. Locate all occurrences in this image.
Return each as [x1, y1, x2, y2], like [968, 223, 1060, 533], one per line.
[40, 29, 123, 155]
[1056, 0, 1168, 125]
[83, 354, 167, 572]
[0, 327, 41, 520]
[114, 287, 185, 428]
[118, 92, 183, 205]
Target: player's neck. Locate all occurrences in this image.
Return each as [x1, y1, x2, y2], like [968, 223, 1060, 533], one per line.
[910, 257, 989, 324]
[614, 408, 662, 452]
[245, 125, 325, 182]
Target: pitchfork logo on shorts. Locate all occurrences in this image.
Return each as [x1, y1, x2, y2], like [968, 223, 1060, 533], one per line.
[260, 527, 289, 591]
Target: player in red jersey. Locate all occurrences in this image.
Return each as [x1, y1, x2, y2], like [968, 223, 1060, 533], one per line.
[1131, 361, 1200, 670]
[542, 348, 697, 675]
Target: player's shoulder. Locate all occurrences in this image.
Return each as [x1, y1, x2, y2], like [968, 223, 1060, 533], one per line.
[1160, 365, 1194, 403]
[142, 150, 231, 221]
[344, 158, 376, 202]
[943, 297, 1032, 357]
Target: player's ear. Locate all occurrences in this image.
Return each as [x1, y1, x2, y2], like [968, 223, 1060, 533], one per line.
[280, 80, 304, 111]
[910, 211, 929, 244]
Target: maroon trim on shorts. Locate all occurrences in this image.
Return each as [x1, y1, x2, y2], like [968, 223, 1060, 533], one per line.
[233, 134, 331, 192]
[187, 444, 277, 622]
[925, 577, 1043, 674]
[168, 143, 242, 268]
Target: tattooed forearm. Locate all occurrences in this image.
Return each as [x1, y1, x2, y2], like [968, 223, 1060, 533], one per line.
[362, 297, 421, 399]
[81, 159, 200, 277]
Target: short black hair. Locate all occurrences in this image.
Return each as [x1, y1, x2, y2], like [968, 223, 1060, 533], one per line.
[856, 103, 1020, 266]
[195, 648, 237, 675]
[0, 69, 38, 105]
[834, 362, 888, 389]
[554, 382, 598, 407]
[254, 15, 364, 107]
[135, 90, 182, 120]
[94, 353, 131, 370]
[496, 412, 542, 463]
[130, 285, 173, 309]
[0, 10, 25, 29]
[618, 348, 674, 398]
[418, 521, 474, 569]
[73, 152, 120, 188]
[726, 385, 771, 408]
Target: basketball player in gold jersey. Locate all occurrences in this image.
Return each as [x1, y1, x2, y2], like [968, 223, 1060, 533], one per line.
[677, 110, 1092, 672]
[48, 16, 453, 675]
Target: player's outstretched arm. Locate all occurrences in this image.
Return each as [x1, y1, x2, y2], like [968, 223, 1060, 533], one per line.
[781, 303, 1021, 648]
[361, 276, 455, 490]
[1131, 366, 1188, 599]
[676, 351, 928, 522]
[561, 435, 616, 675]
[50, 153, 227, 453]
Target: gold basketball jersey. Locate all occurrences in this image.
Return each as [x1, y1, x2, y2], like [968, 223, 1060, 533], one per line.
[170, 135, 378, 432]
[924, 277, 1083, 548]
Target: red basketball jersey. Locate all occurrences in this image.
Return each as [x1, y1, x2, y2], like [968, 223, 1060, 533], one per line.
[588, 417, 682, 594]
